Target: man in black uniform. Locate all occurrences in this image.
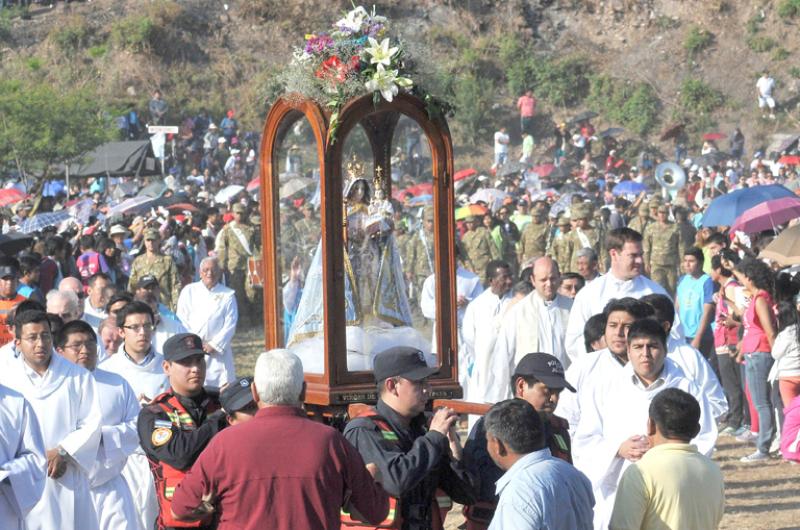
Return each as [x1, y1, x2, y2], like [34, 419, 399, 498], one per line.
[342, 347, 477, 530]
[462, 353, 575, 528]
[137, 332, 227, 530]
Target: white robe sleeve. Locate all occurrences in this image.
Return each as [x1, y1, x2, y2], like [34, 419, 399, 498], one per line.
[554, 361, 583, 437]
[58, 371, 102, 476]
[484, 313, 516, 404]
[176, 284, 191, 328]
[207, 292, 238, 354]
[564, 289, 591, 362]
[0, 398, 46, 519]
[93, 381, 140, 487]
[420, 275, 436, 320]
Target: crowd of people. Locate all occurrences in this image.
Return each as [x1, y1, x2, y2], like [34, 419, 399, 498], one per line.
[0, 79, 800, 530]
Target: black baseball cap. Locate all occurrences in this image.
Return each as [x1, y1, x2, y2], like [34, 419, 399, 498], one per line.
[163, 333, 205, 362]
[373, 346, 438, 382]
[220, 377, 255, 414]
[513, 353, 575, 392]
[0, 256, 19, 279]
[137, 275, 159, 289]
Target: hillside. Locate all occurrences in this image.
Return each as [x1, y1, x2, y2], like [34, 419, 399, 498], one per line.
[2, 0, 799, 162]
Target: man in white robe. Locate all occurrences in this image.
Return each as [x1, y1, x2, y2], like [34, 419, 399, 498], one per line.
[0, 383, 46, 530]
[420, 264, 483, 357]
[99, 301, 167, 530]
[135, 290, 188, 355]
[572, 319, 718, 530]
[486, 257, 572, 403]
[82, 273, 111, 334]
[0, 310, 102, 530]
[565, 228, 679, 362]
[461, 260, 514, 407]
[176, 256, 238, 387]
[56, 320, 141, 530]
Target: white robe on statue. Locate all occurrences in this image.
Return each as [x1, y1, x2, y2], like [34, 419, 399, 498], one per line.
[89, 369, 142, 530]
[98, 351, 167, 530]
[177, 281, 238, 387]
[461, 289, 513, 404]
[572, 358, 718, 530]
[0, 384, 46, 530]
[485, 292, 573, 404]
[0, 353, 102, 530]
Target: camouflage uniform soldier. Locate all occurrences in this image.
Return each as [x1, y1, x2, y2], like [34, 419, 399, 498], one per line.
[406, 207, 435, 300]
[278, 207, 301, 273]
[627, 202, 651, 235]
[643, 204, 681, 296]
[461, 215, 500, 283]
[518, 209, 550, 266]
[293, 203, 318, 260]
[216, 203, 256, 325]
[128, 228, 181, 311]
[673, 205, 697, 255]
[566, 202, 600, 272]
[548, 212, 572, 274]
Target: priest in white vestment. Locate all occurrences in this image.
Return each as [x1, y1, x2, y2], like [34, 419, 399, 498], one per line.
[461, 260, 514, 407]
[0, 310, 102, 530]
[571, 319, 718, 530]
[56, 320, 141, 530]
[565, 228, 679, 362]
[99, 301, 168, 530]
[82, 273, 111, 334]
[420, 264, 483, 357]
[486, 257, 572, 404]
[0, 384, 46, 530]
[177, 257, 238, 387]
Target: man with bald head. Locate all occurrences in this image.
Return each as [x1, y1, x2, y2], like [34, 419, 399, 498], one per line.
[58, 277, 84, 299]
[46, 289, 82, 323]
[484, 257, 574, 403]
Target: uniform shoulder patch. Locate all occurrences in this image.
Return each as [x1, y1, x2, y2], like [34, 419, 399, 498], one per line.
[152, 427, 173, 447]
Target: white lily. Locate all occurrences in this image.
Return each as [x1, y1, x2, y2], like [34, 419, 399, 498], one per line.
[365, 37, 398, 67]
[336, 6, 368, 33]
[365, 64, 413, 102]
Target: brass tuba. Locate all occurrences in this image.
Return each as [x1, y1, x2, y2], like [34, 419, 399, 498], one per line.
[655, 162, 686, 200]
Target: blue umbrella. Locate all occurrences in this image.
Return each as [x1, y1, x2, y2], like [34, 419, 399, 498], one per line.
[612, 181, 647, 196]
[701, 185, 796, 227]
[18, 211, 74, 234]
[407, 194, 432, 206]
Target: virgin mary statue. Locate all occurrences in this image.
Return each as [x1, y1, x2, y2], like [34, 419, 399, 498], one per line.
[286, 156, 431, 372]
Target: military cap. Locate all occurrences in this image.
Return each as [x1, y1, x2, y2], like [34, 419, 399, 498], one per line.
[232, 203, 246, 214]
[637, 203, 650, 215]
[657, 204, 669, 214]
[163, 333, 205, 362]
[557, 212, 571, 225]
[648, 196, 663, 208]
[143, 228, 160, 240]
[136, 274, 159, 289]
[572, 202, 593, 220]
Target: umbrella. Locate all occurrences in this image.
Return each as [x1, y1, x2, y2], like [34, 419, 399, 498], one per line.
[404, 183, 434, 197]
[454, 168, 477, 181]
[599, 127, 624, 138]
[455, 204, 488, 220]
[532, 164, 555, 177]
[246, 177, 260, 192]
[0, 189, 26, 207]
[761, 225, 800, 266]
[548, 193, 576, 218]
[695, 151, 731, 167]
[702, 132, 726, 141]
[106, 196, 157, 217]
[528, 188, 558, 202]
[702, 185, 796, 227]
[407, 194, 432, 206]
[779, 155, 800, 166]
[776, 135, 799, 154]
[731, 196, 800, 233]
[550, 163, 577, 180]
[279, 177, 314, 199]
[166, 203, 199, 213]
[470, 188, 508, 212]
[0, 232, 33, 256]
[497, 161, 526, 178]
[215, 185, 245, 204]
[659, 123, 685, 142]
[612, 181, 647, 196]
[139, 181, 168, 198]
[18, 211, 73, 234]
[570, 111, 597, 124]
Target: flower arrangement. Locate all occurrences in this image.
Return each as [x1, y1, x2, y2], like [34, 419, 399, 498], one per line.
[281, 5, 417, 141]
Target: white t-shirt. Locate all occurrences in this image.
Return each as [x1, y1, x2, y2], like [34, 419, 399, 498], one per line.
[494, 131, 510, 154]
[757, 76, 775, 97]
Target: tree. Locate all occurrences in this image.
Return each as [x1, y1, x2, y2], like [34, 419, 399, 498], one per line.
[0, 79, 114, 183]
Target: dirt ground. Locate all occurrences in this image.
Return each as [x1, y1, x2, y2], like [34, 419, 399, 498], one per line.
[232, 330, 800, 530]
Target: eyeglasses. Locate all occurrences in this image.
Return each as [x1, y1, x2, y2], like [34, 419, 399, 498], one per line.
[122, 324, 154, 334]
[63, 340, 97, 352]
[22, 333, 52, 344]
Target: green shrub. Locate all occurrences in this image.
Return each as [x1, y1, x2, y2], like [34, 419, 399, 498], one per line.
[49, 16, 89, 52]
[789, 66, 800, 78]
[684, 26, 713, 57]
[530, 56, 592, 108]
[778, 0, 800, 19]
[679, 79, 724, 115]
[451, 72, 496, 146]
[773, 47, 790, 61]
[26, 57, 43, 71]
[745, 14, 762, 35]
[587, 75, 661, 136]
[746, 35, 777, 53]
[87, 44, 108, 59]
[110, 15, 155, 53]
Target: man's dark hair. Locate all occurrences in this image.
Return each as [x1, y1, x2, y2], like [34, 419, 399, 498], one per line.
[706, 233, 728, 248]
[602, 297, 654, 321]
[14, 310, 51, 339]
[9, 300, 46, 327]
[518, 266, 533, 284]
[561, 272, 585, 290]
[606, 227, 643, 253]
[627, 318, 667, 348]
[44, 235, 66, 257]
[56, 320, 97, 349]
[106, 292, 134, 314]
[79, 234, 95, 251]
[47, 314, 64, 338]
[710, 255, 732, 277]
[87, 272, 112, 287]
[116, 300, 154, 328]
[640, 293, 675, 331]
[509, 374, 540, 396]
[512, 280, 533, 297]
[584, 313, 607, 352]
[683, 246, 704, 266]
[649, 388, 701, 441]
[18, 255, 40, 276]
[484, 399, 545, 454]
[486, 260, 511, 283]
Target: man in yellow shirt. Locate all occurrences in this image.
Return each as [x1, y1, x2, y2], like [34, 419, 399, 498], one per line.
[609, 388, 724, 530]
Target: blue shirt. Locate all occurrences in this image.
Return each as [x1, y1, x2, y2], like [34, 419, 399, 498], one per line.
[676, 273, 714, 338]
[489, 448, 594, 530]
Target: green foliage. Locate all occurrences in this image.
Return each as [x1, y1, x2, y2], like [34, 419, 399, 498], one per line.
[679, 79, 724, 115]
[586, 75, 661, 136]
[25, 57, 43, 71]
[684, 26, 713, 57]
[529, 56, 591, 108]
[746, 35, 777, 53]
[789, 66, 800, 78]
[778, 0, 800, 19]
[48, 16, 90, 53]
[87, 44, 108, 59]
[773, 47, 790, 61]
[450, 72, 496, 147]
[745, 14, 762, 35]
[0, 79, 114, 179]
[654, 15, 680, 30]
[110, 15, 155, 53]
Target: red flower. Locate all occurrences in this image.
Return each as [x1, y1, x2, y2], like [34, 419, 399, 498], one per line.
[315, 55, 361, 84]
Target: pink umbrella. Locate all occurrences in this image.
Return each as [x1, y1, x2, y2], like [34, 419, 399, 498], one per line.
[0, 188, 26, 207]
[731, 196, 800, 233]
[246, 177, 260, 192]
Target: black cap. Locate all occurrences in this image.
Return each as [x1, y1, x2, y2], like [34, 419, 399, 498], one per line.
[373, 347, 437, 382]
[137, 275, 159, 289]
[513, 353, 575, 392]
[0, 264, 19, 279]
[163, 333, 205, 362]
[220, 377, 255, 414]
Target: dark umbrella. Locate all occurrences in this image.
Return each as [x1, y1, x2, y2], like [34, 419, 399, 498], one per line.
[550, 162, 578, 180]
[659, 123, 685, 142]
[497, 161, 526, 177]
[599, 127, 625, 138]
[139, 181, 168, 198]
[570, 111, 598, 124]
[777, 135, 799, 154]
[0, 232, 33, 256]
[695, 151, 731, 167]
